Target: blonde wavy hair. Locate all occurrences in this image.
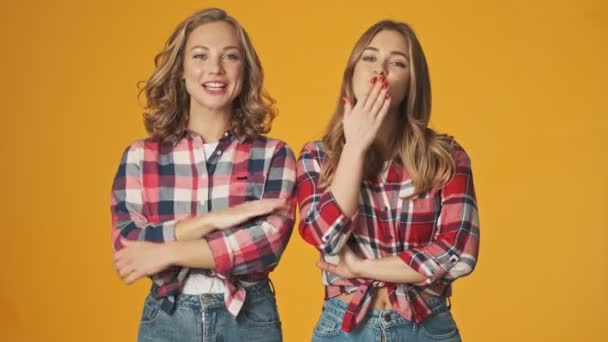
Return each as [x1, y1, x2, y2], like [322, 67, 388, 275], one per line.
[140, 8, 276, 144]
[321, 20, 455, 197]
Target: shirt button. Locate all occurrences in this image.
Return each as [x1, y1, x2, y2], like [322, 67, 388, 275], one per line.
[216, 150, 222, 156]
[384, 313, 392, 322]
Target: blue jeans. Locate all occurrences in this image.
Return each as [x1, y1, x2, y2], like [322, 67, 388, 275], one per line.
[311, 296, 461, 342]
[138, 281, 282, 342]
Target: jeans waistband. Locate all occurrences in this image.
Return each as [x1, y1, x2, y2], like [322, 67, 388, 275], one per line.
[150, 279, 273, 311]
[322, 295, 449, 327]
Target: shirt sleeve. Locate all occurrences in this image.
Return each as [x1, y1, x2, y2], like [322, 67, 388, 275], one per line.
[398, 144, 480, 285]
[296, 142, 359, 256]
[110, 142, 176, 252]
[204, 142, 297, 276]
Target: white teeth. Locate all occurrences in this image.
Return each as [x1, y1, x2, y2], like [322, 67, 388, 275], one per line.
[203, 82, 226, 88]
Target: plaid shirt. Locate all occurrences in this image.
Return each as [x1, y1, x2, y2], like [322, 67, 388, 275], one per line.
[111, 129, 296, 317]
[297, 141, 479, 332]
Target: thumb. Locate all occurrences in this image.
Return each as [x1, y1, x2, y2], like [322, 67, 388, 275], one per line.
[341, 97, 352, 117]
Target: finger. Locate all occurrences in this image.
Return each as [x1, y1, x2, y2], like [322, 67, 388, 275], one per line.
[124, 270, 144, 285]
[354, 75, 376, 110]
[273, 200, 289, 212]
[118, 263, 135, 278]
[373, 93, 391, 125]
[370, 84, 389, 116]
[267, 198, 287, 207]
[316, 261, 337, 274]
[363, 75, 386, 110]
[275, 202, 291, 212]
[264, 199, 288, 212]
[342, 97, 352, 118]
[114, 248, 132, 265]
[264, 201, 289, 213]
[114, 256, 128, 272]
[113, 250, 122, 262]
[272, 208, 290, 217]
[252, 199, 283, 216]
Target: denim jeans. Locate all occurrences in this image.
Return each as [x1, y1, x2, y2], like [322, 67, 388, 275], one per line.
[138, 281, 282, 342]
[311, 296, 461, 342]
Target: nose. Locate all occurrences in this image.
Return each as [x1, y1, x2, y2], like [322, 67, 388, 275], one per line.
[208, 55, 225, 75]
[373, 65, 388, 77]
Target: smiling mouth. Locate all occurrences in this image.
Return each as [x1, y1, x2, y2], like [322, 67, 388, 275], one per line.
[202, 82, 227, 90]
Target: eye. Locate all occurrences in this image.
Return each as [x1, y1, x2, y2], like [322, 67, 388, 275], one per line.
[391, 61, 407, 68]
[193, 54, 207, 60]
[361, 55, 377, 62]
[224, 54, 240, 61]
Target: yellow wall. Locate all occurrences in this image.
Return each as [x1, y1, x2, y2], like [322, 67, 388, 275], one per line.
[1, 0, 606, 341]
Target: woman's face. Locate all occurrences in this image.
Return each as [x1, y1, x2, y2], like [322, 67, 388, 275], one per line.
[182, 21, 244, 114]
[352, 29, 411, 111]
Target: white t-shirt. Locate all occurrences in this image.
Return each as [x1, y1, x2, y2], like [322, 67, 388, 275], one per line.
[182, 142, 225, 294]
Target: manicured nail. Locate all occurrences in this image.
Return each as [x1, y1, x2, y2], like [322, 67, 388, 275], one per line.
[385, 94, 391, 100]
[371, 76, 377, 84]
[382, 81, 389, 89]
[341, 97, 347, 104]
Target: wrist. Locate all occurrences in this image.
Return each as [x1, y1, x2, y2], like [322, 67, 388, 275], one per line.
[198, 213, 218, 233]
[175, 215, 217, 241]
[353, 258, 371, 278]
[174, 220, 187, 241]
[162, 241, 180, 265]
[343, 142, 367, 157]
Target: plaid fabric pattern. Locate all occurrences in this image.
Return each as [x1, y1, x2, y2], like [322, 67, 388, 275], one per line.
[111, 129, 296, 317]
[296, 140, 479, 332]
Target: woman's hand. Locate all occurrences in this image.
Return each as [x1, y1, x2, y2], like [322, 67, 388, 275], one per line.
[316, 245, 365, 279]
[342, 74, 391, 153]
[175, 199, 289, 241]
[209, 199, 289, 230]
[113, 240, 174, 285]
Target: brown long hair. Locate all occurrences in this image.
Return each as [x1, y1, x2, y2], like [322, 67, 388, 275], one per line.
[320, 20, 455, 197]
[140, 8, 276, 144]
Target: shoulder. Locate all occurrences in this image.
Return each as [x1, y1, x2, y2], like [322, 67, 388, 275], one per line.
[249, 135, 296, 161]
[122, 136, 178, 157]
[448, 139, 472, 168]
[297, 140, 326, 161]
[119, 138, 148, 162]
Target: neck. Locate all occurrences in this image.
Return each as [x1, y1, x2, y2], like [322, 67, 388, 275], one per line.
[187, 104, 231, 143]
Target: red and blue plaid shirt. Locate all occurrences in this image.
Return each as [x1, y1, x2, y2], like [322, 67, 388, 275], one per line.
[297, 140, 480, 332]
[111, 129, 296, 317]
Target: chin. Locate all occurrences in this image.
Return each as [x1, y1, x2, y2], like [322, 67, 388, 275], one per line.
[198, 97, 231, 110]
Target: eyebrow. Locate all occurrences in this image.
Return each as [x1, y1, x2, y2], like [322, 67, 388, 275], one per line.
[364, 46, 409, 60]
[189, 45, 241, 52]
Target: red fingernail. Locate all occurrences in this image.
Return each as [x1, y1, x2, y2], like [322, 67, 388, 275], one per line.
[341, 97, 347, 104]
[371, 76, 377, 84]
[385, 94, 391, 100]
[382, 81, 389, 89]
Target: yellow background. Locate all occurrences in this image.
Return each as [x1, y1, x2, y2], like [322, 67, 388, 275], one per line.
[1, 0, 607, 341]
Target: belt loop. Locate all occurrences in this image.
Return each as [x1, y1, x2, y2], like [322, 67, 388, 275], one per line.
[447, 296, 452, 309]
